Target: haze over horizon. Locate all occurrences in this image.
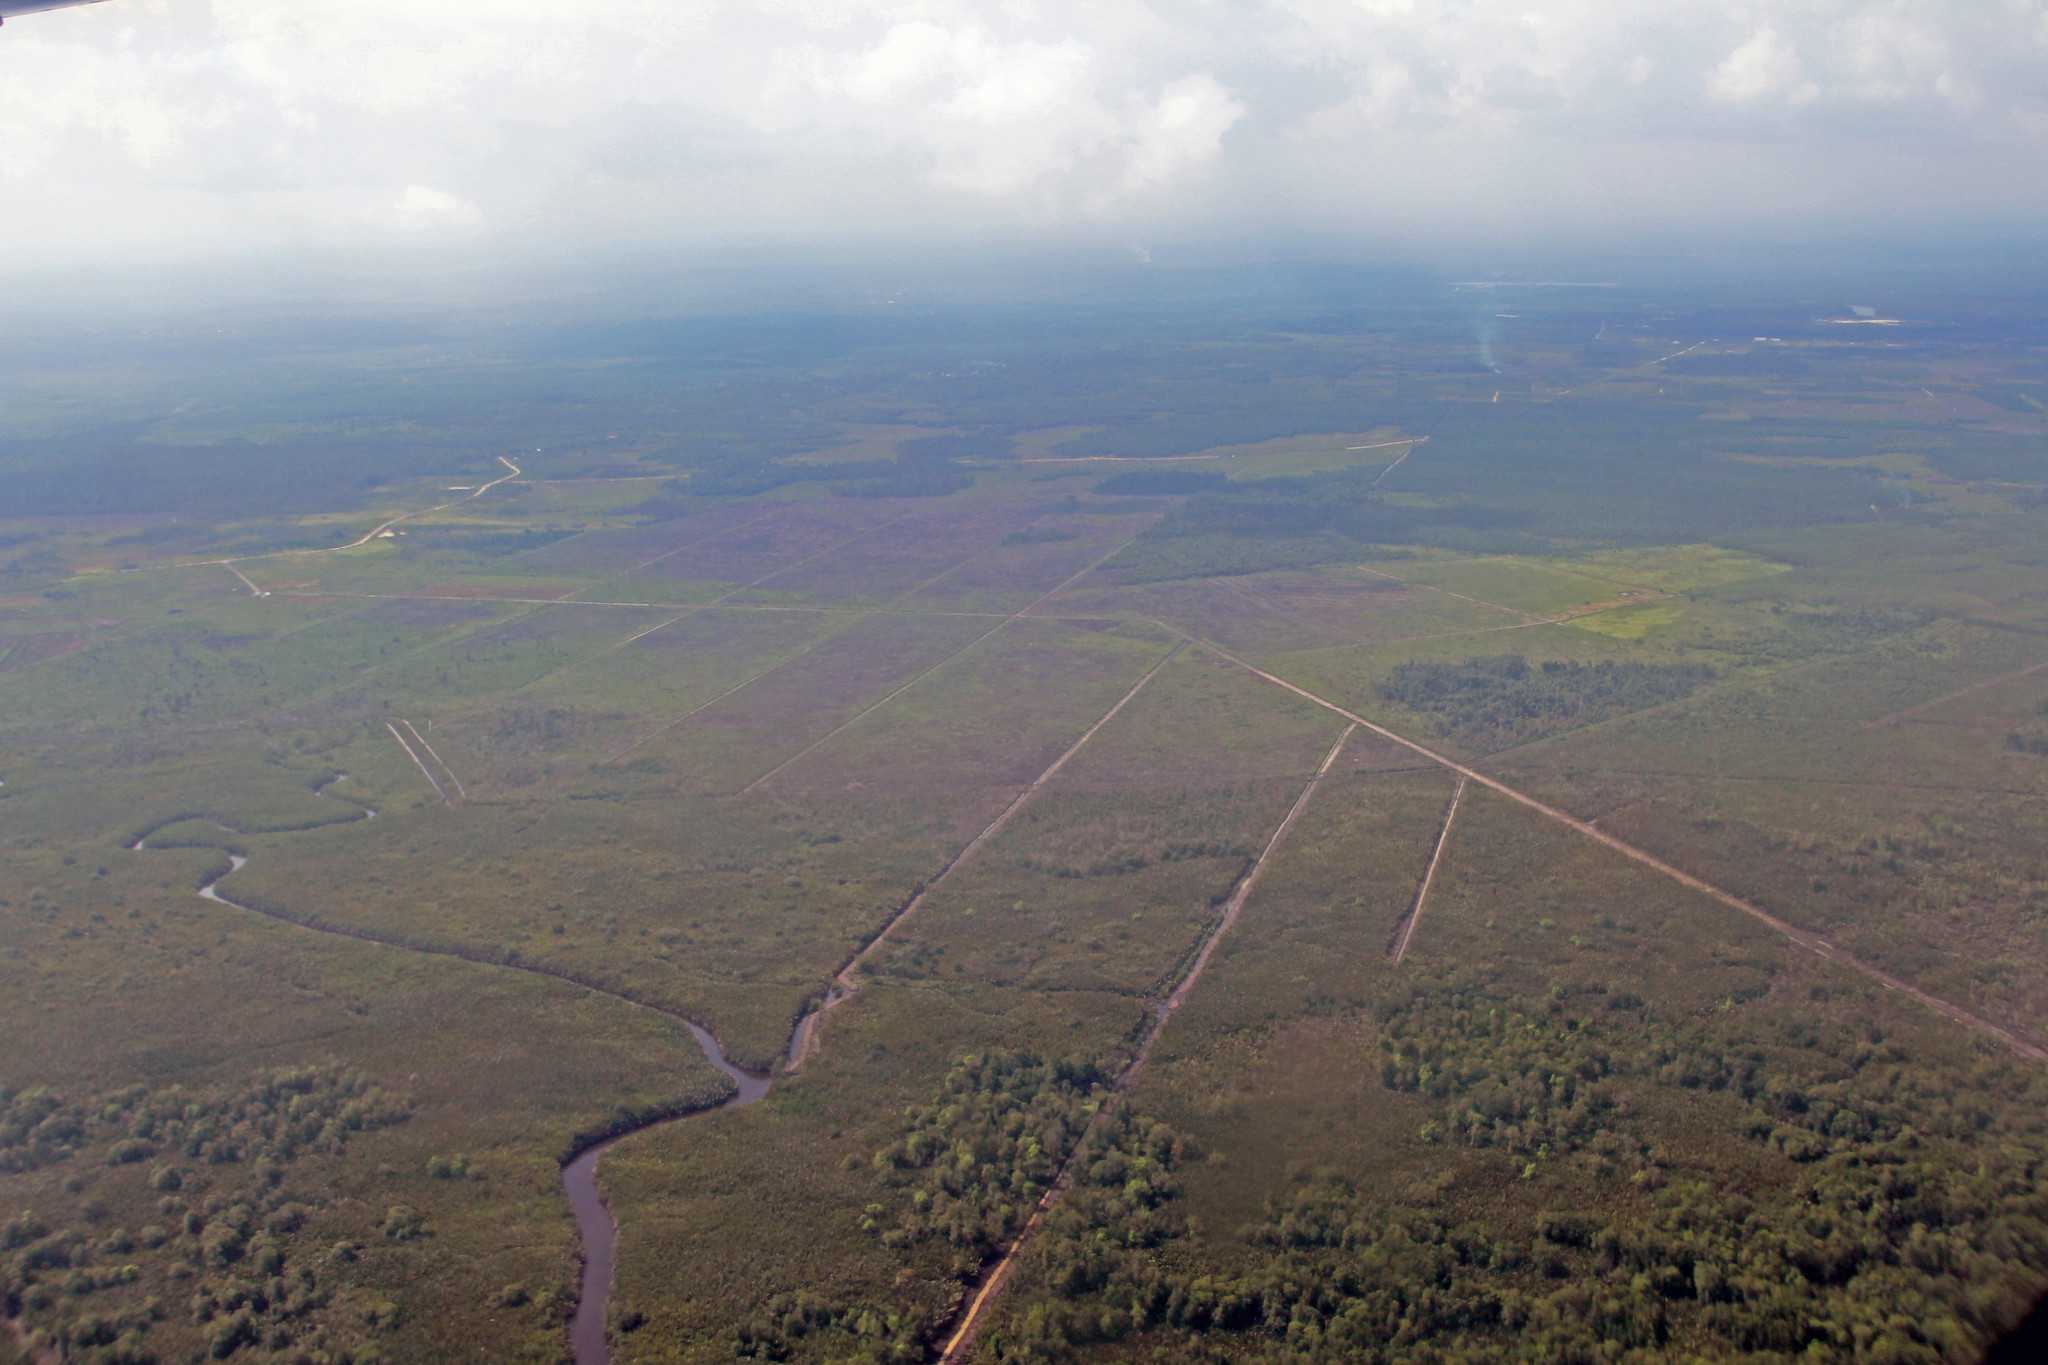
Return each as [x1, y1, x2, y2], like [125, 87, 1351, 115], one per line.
[5, 0, 2048, 290]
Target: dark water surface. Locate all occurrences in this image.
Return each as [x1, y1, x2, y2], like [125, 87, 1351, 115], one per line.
[561, 1025, 772, 1365]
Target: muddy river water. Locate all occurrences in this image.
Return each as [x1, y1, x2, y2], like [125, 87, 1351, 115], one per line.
[561, 1032, 772, 1365]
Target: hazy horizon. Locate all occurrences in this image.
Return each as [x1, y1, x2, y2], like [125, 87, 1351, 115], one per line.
[5, 0, 2048, 291]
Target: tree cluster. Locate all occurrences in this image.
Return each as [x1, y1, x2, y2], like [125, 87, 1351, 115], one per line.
[864, 1052, 1111, 1275]
[979, 980, 2048, 1362]
[1379, 655, 1716, 749]
[3, 1067, 414, 1363]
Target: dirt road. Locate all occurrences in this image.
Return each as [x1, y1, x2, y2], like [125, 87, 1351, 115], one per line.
[1365, 436, 1429, 487]
[179, 456, 524, 572]
[599, 537, 1015, 761]
[936, 725, 1356, 1362]
[401, 720, 468, 802]
[739, 535, 1144, 796]
[601, 510, 924, 653]
[1865, 659, 2048, 730]
[785, 641, 1186, 1072]
[385, 721, 452, 805]
[1203, 642, 2048, 1064]
[1392, 776, 1465, 964]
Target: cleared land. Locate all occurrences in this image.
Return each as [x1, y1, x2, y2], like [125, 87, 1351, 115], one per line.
[6, 287, 2048, 1364]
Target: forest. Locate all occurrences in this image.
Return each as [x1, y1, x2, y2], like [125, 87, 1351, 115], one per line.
[972, 975, 2048, 1362]
[4, 1068, 415, 1363]
[1378, 657, 1717, 750]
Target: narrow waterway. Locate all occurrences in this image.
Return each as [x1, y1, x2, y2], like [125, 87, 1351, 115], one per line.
[126, 772, 776, 1365]
[561, 1032, 772, 1365]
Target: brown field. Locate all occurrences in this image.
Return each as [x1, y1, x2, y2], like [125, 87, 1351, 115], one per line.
[636, 611, 1000, 795]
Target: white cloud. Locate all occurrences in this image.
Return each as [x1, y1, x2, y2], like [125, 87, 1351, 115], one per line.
[390, 184, 483, 235]
[1116, 73, 1243, 200]
[0, 0, 2045, 276]
[1709, 28, 1819, 106]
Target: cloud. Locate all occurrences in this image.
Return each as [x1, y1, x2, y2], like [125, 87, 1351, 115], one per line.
[1, 0, 2045, 277]
[1120, 74, 1244, 198]
[1709, 28, 1818, 106]
[390, 184, 483, 235]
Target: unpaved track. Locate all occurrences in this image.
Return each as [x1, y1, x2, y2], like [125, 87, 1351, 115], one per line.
[611, 506, 789, 578]
[1647, 340, 1712, 368]
[1865, 659, 2048, 730]
[385, 721, 452, 804]
[172, 457, 523, 572]
[401, 720, 468, 802]
[739, 536, 1143, 796]
[1366, 435, 1430, 486]
[1217, 578, 1363, 648]
[602, 510, 923, 651]
[784, 641, 1186, 1071]
[606, 635, 854, 764]
[1487, 764, 2048, 803]
[1012, 454, 1226, 465]
[1202, 642, 2048, 1063]
[1392, 777, 1465, 964]
[119, 635, 1190, 1360]
[275, 589, 1025, 620]
[1010, 437, 1430, 467]
[937, 725, 1356, 1362]
[1353, 565, 1545, 622]
[602, 540, 1009, 761]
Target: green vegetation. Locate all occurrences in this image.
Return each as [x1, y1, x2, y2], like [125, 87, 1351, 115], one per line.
[2, 1068, 413, 1363]
[1378, 655, 1715, 749]
[977, 976, 2048, 1363]
[1092, 471, 1231, 497]
[865, 1052, 1111, 1272]
[6, 281, 2048, 1362]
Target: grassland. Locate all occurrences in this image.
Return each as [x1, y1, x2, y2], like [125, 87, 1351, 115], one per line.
[4, 280, 2047, 1362]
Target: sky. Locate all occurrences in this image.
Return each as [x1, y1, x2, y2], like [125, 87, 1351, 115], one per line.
[3, 0, 2047, 282]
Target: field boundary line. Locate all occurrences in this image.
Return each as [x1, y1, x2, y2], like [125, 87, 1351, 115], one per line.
[1195, 639, 2048, 1064]
[1486, 764, 2048, 802]
[596, 510, 925, 653]
[604, 632, 854, 764]
[740, 536, 1144, 796]
[1480, 617, 1958, 767]
[515, 510, 929, 694]
[385, 722, 452, 805]
[1008, 454, 1226, 465]
[1864, 659, 2048, 730]
[1352, 564, 1547, 622]
[600, 542, 1000, 763]
[1217, 578, 1354, 648]
[613, 505, 786, 577]
[271, 590, 1016, 620]
[1392, 776, 1465, 964]
[937, 722, 1355, 1362]
[785, 640, 1186, 1072]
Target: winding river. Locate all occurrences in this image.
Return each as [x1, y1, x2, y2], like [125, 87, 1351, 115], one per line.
[117, 652, 1196, 1362]
[561, 1036, 772, 1365]
[128, 773, 792, 1365]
